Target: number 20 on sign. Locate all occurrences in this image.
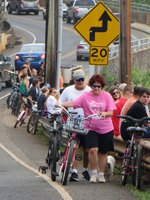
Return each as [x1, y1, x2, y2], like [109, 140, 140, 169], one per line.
[90, 46, 108, 65]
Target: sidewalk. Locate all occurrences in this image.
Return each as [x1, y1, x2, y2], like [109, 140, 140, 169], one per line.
[131, 22, 150, 34]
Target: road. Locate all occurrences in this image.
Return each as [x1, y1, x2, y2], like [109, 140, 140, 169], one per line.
[4, 12, 150, 69]
[0, 11, 149, 200]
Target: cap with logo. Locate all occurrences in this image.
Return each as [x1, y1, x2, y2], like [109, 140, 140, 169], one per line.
[73, 69, 85, 80]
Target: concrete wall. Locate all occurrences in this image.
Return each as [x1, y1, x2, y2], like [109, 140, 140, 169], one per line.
[112, 7, 150, 25]
[132, 11, 150, 25]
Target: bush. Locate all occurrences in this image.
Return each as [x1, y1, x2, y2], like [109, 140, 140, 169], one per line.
[101, 67, 150, 90]
[132, 67, 150, 88]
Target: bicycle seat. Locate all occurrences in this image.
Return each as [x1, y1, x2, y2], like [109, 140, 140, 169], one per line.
[127, 126, 147, 135]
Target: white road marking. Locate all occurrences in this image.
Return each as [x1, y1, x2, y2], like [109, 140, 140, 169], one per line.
[0, 93, 11, 100]
[0, 143, 73, 200]
[13, 25, 37, 43]
[8, 25, 37, 57]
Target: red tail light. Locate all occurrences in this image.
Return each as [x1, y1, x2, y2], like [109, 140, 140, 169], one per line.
[75, 7, 79, 14]
[15, 55, 20, 60]
[77, 45, 84, 49]
[40, 54, 45, 59]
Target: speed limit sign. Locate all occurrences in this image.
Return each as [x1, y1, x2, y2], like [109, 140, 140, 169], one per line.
[89, 46, 108, 65]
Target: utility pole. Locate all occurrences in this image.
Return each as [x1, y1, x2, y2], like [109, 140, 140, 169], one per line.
[119, 0, 132, 85]
[55, 0, 63, 89]
[45, 0, 57, 87]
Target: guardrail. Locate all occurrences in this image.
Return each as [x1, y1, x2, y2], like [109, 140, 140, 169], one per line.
[109, 37, 150, 58]
[101, 0, 150, 13]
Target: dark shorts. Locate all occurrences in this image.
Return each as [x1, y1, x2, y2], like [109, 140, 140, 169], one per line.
[76, 134, 87, 148]
[84, 130, 114, 154]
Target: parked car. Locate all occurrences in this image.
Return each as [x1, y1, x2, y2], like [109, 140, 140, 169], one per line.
[76, 40, 89, 61]
[7, 0, 39, 15]
[42, 3, 68, 20]
[76, 40, 118, 61]
[63, 3, 68, 20]
[15, 43, 45, 71]
[0, 53, 13, 89]
[66, 0, 96, 24]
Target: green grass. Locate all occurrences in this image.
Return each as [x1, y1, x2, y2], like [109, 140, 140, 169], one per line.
[126, 185, 150, 200]
[36, 127, 49, 146]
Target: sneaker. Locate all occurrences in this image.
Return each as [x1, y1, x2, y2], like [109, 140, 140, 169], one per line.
[97, 174, 106, 183]
[82, 170, 90, 181]
[90, 173, 97, 183]
[69, 172, 79, 182]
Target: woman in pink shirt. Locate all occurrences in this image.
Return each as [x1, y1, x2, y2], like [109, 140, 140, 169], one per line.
[61, 74, 116, 183]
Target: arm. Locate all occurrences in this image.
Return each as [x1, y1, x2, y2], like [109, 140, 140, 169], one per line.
[100, 111, 113, 118]
[61, 101, 73, 108]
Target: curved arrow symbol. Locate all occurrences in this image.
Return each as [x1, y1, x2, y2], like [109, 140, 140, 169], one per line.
[89, 11, 112, 41]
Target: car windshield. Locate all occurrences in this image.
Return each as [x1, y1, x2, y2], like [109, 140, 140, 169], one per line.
[20, 45, 45, 53]
[75, 0, 95, 6]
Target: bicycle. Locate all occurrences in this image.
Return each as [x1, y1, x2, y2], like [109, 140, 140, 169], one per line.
[10, 83, 22, 117]
[42, 109, 64, 182]
[6, 82, 20, 110]
[26, 103, 39, 135]
[117, 115, 150, 190]
[14, 97, 33, 128]
[57, 105, 101, 185]
[5, 70, 20, 111]
[27, 108, 52, 135]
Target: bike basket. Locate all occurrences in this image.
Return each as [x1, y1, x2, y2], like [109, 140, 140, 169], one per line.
[63, 116, 90, 135]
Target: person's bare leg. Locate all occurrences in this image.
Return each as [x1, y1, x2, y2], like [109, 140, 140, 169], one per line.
[89, 148, 98, 170]
[98, 152, 107, 172]
[97, 152, 107, 183]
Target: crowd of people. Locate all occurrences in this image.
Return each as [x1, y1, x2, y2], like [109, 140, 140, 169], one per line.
[14, 63, 150, 184]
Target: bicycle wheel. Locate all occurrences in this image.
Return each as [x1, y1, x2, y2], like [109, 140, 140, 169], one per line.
[61, 139, 75, 185]
[131, 143, 136, 186]
[6, 94, 11, 109]
[14, 110, 25, 128]
[51, 135, 58, 182]
[121, 147, 132, 186]
[135, 144, 142, 190]
[27, 113, 38, 135]
[14, 99, 22, 116]
[11, 93, 19, 115]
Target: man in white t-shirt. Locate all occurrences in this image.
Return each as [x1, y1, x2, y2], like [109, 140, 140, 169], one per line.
[59, 69, 91, 181]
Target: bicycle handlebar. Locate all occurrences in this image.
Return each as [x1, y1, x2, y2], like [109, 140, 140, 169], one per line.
[56, 104, 103, 120]
[117, 115, 150, 126]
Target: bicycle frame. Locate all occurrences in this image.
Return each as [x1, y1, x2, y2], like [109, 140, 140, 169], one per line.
[117, 115, 150, 190]
[59, 133, 78, 176]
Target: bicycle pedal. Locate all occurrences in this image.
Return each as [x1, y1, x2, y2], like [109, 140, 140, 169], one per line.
[75, 155, 82, 161]
[39, 166, 48, 174]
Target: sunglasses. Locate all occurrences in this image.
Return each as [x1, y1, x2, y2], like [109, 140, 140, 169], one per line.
[76, 78, 85, 82]
[112, 91, 119, 95]
[92, 84, 102, 88]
